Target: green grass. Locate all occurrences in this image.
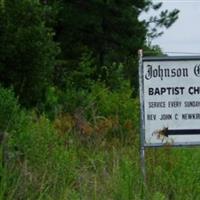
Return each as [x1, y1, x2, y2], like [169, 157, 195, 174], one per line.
[2, 124, 200, 199]
[1, 86, 200, 199]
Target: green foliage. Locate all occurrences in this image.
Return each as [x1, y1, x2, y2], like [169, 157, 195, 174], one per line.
[54, 51, 95, 90]
[87, 82, 138, 122]
[2, 86, 200, 200]
[55, 81, 139, 123]
[0, 86, 21, 132]
[41, 86, 61, 119]
[50, 0, 147, 87]
[0, 0, 179, 103]
[112, 155, 139, 200]
[0, 1, 184, 200]
[145, 2, 179, 40]
[1, 112, 79, 200]
[52, 82, 139, 145]
[99, 62, 125, 90]
[0, 0, 59, 107]
[47, 0, 179, 91]
[152, 192, 167, 200]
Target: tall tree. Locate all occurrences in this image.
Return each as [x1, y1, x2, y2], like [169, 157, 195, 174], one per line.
[47, 0, 147, 87]
[0, 0, 59, 106]
[48, 0, 179, 89]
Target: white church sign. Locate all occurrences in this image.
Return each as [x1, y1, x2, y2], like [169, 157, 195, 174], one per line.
[139, 56, 200, 147]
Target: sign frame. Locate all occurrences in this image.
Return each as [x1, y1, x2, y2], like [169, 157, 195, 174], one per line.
[139, 53, 200, 148]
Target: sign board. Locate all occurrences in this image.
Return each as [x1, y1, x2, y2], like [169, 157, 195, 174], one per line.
[140, 56, 200, 147]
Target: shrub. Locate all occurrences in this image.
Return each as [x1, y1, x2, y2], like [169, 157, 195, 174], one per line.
[2, 111, 79, 200]
[54, 82, 139, 145]
[0, 87, 78, 199]
[84, 82, 139, 142]
[0, 86, 21, 132]
[0, 0, 59, 107]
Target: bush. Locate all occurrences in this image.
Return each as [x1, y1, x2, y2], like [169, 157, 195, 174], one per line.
[0, 86, 78, 199]
[0, 0, 59, 107]
[53, 82, 139, 145]
[84, 82, 139, 142]
[0, 86, 21, 132]
[2, 111, 79, 200]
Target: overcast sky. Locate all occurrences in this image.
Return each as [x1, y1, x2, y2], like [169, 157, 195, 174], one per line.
[147, 0, 200, 55]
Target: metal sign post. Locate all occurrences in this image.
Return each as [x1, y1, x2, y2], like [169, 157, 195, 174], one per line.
[138, 49, 146, 183]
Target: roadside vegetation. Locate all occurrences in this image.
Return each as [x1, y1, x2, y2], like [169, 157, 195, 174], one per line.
[1, 85, 200, 200]
[1, 1, 198, 200]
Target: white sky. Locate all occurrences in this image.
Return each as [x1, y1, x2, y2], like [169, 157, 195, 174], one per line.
[146, 0, 200, 55]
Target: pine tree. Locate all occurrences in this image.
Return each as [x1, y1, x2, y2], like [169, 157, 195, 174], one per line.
[0, 0, 59, 106]
[49, 0, 179, 89]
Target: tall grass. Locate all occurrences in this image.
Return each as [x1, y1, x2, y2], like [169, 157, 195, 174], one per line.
[1, 85, 200, 199]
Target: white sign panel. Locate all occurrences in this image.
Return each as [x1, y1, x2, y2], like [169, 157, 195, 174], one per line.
[141, 57, 200, 146]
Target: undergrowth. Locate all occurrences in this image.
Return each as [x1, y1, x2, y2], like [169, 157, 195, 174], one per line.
[1, 86, 200, 200]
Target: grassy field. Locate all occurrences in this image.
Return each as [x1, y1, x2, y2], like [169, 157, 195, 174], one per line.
[1, 86, 200, 200]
